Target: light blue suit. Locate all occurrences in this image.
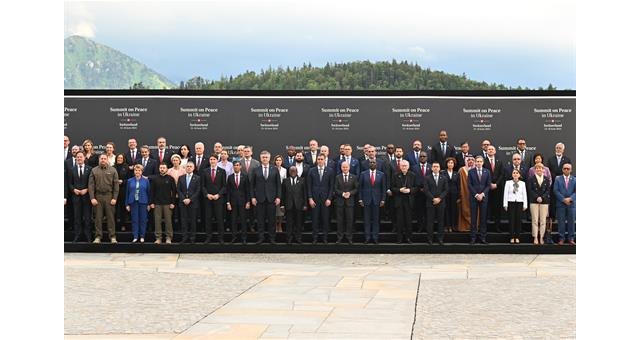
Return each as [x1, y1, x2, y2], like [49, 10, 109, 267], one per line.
[553, 175, 576, 242]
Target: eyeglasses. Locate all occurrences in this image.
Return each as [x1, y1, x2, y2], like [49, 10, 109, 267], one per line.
[562, 167, 571, 170]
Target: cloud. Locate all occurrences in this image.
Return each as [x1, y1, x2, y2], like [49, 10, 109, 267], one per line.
[65, 2, 95, 38]
[408, 46, 426, 55]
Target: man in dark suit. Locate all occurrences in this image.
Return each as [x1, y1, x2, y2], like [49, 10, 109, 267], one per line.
[392, 160, 418, 244]
[406, 140, 424, 167]
[516, 138, 535, 169]
[283, 146, 297, 170]
[282, 166, 307, 244]
[546, 142, 573, 232]
[320, 146, 336, 174]
[178, 161, 201, 244]
[411, 151, 431, 233]
[455, 142, 472, 172]
[505, 153, 529, 183]
[304, 139, 320, 166]
[64, 135, 72, 161]
[139, 146, 159, 177]
[307, 154, 335, 244]
[65, 145, 80, 173]
[335, 144, 360, 176]
[334, 162, 359, 244]
[293, 151, 310, 178]
[190, 142, 207, 173]
[483, 145, 505, 231]
[431, 130, 457, 169]
[424, 162, 449, 245]
[69, 152, 92, 242]
[226, 161, 251, 244]
[358, 159, 386, 244]
[201, 155, 227, 244]
[250, 151, 282, 244]
[240, 146, 260, 177]
[384, 144, 396, 165]
[151, 136, 173, 169]
[125, 138, 142, 171]
[468, 156, 492, 244]
[553, 163, 576, 245]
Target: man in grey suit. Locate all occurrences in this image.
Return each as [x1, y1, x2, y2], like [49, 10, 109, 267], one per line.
[334, 162, 359, 245]
[250, 151, 282, 245]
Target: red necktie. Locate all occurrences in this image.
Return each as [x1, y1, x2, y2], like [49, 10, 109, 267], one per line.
[370, 171, 375, 186]
[396, 159, 400, 170]
[421, 164, 426, 176]
[211, 168, 216, 183]
[490, 158, 494, 172]
[159, 150, 164, 163]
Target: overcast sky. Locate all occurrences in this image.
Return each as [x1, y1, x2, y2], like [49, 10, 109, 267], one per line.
[65, 0, 576, 89]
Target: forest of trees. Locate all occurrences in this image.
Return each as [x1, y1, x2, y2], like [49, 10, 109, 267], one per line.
[176, 60, 556, 91]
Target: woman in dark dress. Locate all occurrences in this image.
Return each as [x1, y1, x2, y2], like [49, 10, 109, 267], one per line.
[443, 157, 459, 232]
[114, 153, 131, 231]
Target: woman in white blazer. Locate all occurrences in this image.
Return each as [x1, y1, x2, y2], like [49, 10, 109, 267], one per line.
[504, 169, 528, 244]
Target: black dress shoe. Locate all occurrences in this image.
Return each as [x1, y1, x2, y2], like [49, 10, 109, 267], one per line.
[230, 237, 237, 244]
[256, 239, 264, 245]
[406, 238, 413, 244]
[364, 240, 370, 244]
[438, 240, 444, 246]
[242, 239, 247, 245]
[72, 236, 79, 243]
[347, 239, 353, 245]
[312, 239, 318, 245]
[395, 240, 402, 244]
[373, 240, 379, 245]
[323, 239, 328, 245]
[180, 238, 187, 244]
[427, 240, 433, 245]
[469, 239, 476, 245]
[335, 237, 343, 244]
[204, 236, 212, 244]
[480, 239, 489, 244]
[218, 240, 224, 245]
[190, 239, 196, 244]
[270, 239, 276, 245]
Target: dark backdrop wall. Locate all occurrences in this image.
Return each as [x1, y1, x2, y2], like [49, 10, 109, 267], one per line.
[64, 96, 575, 169]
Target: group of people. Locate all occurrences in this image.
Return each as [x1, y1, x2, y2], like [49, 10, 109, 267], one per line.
[63, 132, 576, 245]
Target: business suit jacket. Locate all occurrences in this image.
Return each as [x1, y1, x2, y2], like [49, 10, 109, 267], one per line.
[553, 175, 576, 206]
[226, 172, 251, 206]
[411, 162, 432, 187]
[504, 164, 529, 183]
[527, 175, 551, 204]
[290, 162, 310, 178]
[240, 158, 260, 177]
[250, 165, 282, 203]
[431, 142, 457, 168]
[391, 171, 418, 208]
[189, 154, 208, 173]
[283, 156, 297, 170]
[124, 149, 142, 166]
[406, 150, 423, 167]
[282, 176, 307, 210]
[151, 148, 174, 168]
[333, 172, 359, 207]
[467, 167, 492, 199]
[424, 172, 449, 207]
[125, 176, 151, 205]
[65, 148, 73, 161]
[516, 149, 535, 169]
[178, 173, 201, 208]
[69, 164, 92, 191]
[306, 166, 335, 202]
[547, 155, 572, 178]
[140, 158, 159, 177]
[483, 157, 505, 185]
[200, 166, 227, 198]
[358, 170, 386, 205]
[360, 158, 392, 191]
[335, 157, 360, 176]
[443, 169, 459, 198]
[65, 157, 77, 174]
[304, 150, 320, 166]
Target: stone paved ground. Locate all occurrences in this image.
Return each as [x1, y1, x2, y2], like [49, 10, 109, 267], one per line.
[64, 253, 575, 339]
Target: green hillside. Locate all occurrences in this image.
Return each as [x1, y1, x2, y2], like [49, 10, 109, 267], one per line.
[179, 60, 553, 90]
[64, 35, 174, 89]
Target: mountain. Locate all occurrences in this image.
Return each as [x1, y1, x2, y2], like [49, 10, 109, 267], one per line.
[64, 35, 174, 89]
[179, 60, 551, 91]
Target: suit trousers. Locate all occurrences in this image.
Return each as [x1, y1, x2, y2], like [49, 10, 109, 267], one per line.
[470, 197, 488, 241]
[426, 204, 445, 242]
[363, 204, 380, 242]
[229, 202, 247, 241]
[529, 203, 548, 239]
[396, 203, 413, 241]
[445, 194, 458, 229]
[413, 192, 427, 232]
[204, 198, 225, 239]
[72, 194, 92, 241]
[180, 204, 198, 241]
[130, 201, 148, 239]
[94, 194, 116, 239]
[256, 202, 276, 241]
[556, 203, 576, 241]
[335, 204, 354, 241]
[286, 209, 304, 242]
[311, 204, 330, 240]
[507, 201, 523, 238]
[153, 204, 173, 239]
